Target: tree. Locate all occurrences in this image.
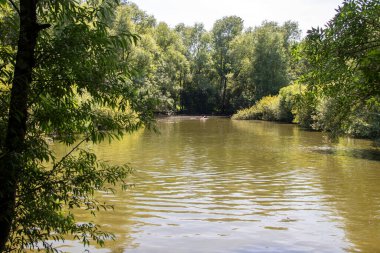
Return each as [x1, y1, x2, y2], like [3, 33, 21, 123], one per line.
[0, 0, 44, 249]
[226, 21, 300, 110]
[301, 0, 380, 136]
[154, 22, 190, 113]
[176, 23, 217, 114]
[229, 30, 256, 110]
[251, 21, 293, 100]
[0, 0, 154, 251]
[211, 16, 243, 113]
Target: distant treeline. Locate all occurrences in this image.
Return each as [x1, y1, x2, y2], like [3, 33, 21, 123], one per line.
[112, 3, 301, 115]
[113, 1, 380, 138]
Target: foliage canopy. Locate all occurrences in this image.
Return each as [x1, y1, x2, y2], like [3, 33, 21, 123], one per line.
[0, 0, 155, 251]
[300, 0, 380, 136]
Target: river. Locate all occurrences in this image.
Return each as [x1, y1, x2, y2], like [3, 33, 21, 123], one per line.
[53, 117, 380, 253]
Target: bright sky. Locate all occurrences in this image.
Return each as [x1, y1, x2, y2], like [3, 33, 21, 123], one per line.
[130, 0, 343, 37]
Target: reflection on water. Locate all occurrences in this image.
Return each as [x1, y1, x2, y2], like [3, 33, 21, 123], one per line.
[52, 118, 380, 253]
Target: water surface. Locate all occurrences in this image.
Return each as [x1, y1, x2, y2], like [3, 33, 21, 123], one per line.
[55, 117, 380, 253]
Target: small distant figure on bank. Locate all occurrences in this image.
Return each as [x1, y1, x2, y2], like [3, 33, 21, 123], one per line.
[201, 115, 208, 120]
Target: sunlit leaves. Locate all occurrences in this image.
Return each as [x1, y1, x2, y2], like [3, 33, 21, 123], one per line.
[0, 0, 155, 251]
[300, 0, 380, 137]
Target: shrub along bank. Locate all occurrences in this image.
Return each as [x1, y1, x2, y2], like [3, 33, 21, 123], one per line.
[232, 83, 380, 139]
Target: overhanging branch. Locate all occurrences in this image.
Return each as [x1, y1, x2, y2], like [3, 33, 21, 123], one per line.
[7, 0, 20, 15]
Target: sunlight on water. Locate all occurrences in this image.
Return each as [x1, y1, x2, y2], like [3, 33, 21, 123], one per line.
[52, 117, 380, 253]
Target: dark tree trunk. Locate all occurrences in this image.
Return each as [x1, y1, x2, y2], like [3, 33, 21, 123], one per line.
[0, 0, 40, 250]
[220, 76, 227, 114]
[179, 72, 183, 112]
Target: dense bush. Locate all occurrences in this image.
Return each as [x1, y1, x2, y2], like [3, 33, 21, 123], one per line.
[346, 113, 380, 138]
[278, 83, 303, 122]
[232, 83, 302, 122]
[235, 83, 380, 139]
[311, 97, 346, 136]
[312, 97, 380, 138]
[232, 95, 280, 120]
[292, 90, 317, 128]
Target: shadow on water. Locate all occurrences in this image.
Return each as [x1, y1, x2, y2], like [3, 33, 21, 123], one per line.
[311, 147, 380, 162]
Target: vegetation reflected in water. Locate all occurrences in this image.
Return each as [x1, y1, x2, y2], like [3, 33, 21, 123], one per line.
[54, 118, 380, 253]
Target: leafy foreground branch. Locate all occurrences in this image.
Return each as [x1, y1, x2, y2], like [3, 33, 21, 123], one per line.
[0, 0, 155, 252]
[11, 148, 134, 252]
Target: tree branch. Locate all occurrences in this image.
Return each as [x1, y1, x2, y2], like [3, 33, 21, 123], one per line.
[16, 135, 90, 199]
[7, 0, 20, 15]
[49, 136, 90, 175]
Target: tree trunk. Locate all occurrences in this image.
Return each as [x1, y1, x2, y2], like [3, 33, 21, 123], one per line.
[220, 76, 227, 114]
[179, 72, 183, 112]
[0, 0, 39, 250]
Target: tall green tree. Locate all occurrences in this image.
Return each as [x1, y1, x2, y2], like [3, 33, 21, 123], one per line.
[176, 23, 217, 113]
[154, 22, 190, 113]
[211, 16, 243, 113]
[0, 0, 154, 251]
[229, 30, 256, 110]
[227, 21, 300, 110]
[111, 3, 170, 112]
[251, 21, 295, 100]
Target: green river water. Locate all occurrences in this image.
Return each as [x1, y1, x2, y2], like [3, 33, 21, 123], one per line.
[53, 117, 380, 253]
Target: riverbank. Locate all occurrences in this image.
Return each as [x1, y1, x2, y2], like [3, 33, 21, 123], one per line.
[155, 114, 231, 120]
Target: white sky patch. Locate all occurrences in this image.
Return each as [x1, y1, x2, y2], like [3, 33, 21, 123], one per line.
[130, 0, 343, 37]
